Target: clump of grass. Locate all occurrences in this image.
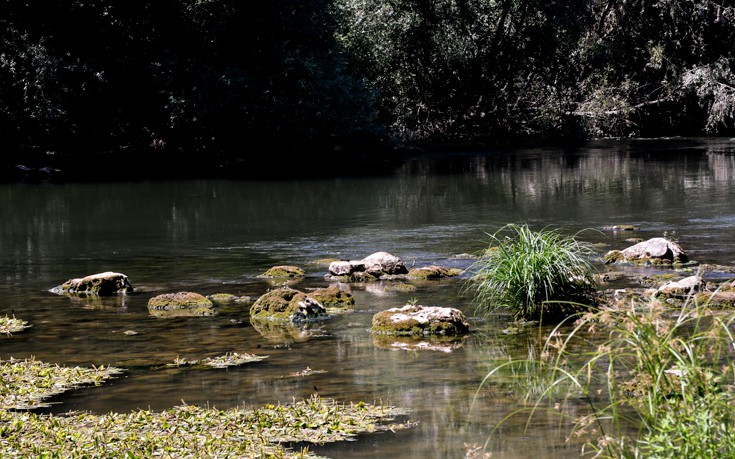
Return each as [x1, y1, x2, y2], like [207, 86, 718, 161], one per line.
[0, 357, 124, 409]
[0, 394, 413, 458]
[466, 224, 598, 321]
[474, 290, 735, 458]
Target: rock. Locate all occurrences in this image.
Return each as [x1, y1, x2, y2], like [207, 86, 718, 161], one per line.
[206, 293, 251, 304]
[258, 265, 306, 278]
[371, 304, 470, 336]
[361, 252, 408, 275]
[407, 265, 463, 280]
[249, 287, 329, 324]
[55, 272, 134, 296]
[656, 275, 704, 298]
[147, 292, 215, 317]
[327, 251, 408, 281]
[604, 224, 640, 231]
[604, 237, 688, 265]
[307, 285, 355, 308]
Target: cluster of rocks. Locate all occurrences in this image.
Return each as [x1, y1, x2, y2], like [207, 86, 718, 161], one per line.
[51, 236, 735, 346]
[50, 251, 471, 349]
[601, 235, 735, 308]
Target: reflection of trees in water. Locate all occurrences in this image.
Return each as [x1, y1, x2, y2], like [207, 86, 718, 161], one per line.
[707, 149, 735, 183]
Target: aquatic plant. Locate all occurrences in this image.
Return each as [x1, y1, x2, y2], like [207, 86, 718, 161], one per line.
[473, 291, 735, 458]
[0, 315, 31, 334]
[0, 357, 124, 409]
[0, 394, 412, 458]
[466, 224, 598, 321]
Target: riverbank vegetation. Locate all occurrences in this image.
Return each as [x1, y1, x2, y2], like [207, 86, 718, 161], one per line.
[476, 291, 735, 458]
[2, 1, 735, 180]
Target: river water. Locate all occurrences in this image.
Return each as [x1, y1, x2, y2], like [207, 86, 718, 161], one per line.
[1, 137, 735, 458]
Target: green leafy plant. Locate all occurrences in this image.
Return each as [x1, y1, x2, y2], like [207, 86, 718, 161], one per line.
[466, 224, 598, 321]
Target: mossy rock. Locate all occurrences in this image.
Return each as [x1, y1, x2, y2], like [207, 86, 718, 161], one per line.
[258, 265, 306, 278]
[604, 238, 688, 265]
[695, 291, 735, 308]
[407, 265, 463, 280]
[147, 292, 215, 318]
[250, 287, 328, 324]
[56, 271, 134, 296]
[206, 293, 238, 304]
[379, 282, 418, 293]
[307, 285, 355, 308]
[371, 305, 470, 336]
[206, 293, 251, 305]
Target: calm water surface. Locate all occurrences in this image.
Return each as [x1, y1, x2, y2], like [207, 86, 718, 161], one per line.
[2, 138, 735, 458]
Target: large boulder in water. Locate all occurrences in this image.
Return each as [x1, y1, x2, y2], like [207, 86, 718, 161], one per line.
[371, 304, 470, 336]
[604, 237, 688, 265]
[54, 271, 134, 296]
[327, 251, 408, 281]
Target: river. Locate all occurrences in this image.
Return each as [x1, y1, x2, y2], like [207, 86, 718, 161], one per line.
[1, 137, 735, 458]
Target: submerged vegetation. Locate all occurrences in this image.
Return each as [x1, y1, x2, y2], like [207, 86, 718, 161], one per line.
[0, 394, 412, 458]
[0, 357, 124, 410]
[0, 356, 412, 457]
[476, 292, 735, 458]
[466, 224, 598, 321]
[0, 315, 31, 335]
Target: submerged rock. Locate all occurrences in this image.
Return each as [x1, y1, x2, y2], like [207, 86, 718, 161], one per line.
[147, 292, 215, 318]
[307, 285, 355, 309]
[250, 287, 329, 324]
[53, 272, 134, 296]
[604, 237, 689, 265]
[258, 265, 306, 278]
[206, 293, 251, 304]
[407, 265, 463, 280]
[371, 304, 470, 336]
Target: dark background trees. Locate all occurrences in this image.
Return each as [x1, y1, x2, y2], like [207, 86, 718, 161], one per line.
[2, 0, 734, 180]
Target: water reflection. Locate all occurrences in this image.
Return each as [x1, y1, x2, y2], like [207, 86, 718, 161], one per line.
[2, 138, 735, 458]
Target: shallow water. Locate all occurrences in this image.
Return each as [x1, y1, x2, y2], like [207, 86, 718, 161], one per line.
[2, 137, 735, 458]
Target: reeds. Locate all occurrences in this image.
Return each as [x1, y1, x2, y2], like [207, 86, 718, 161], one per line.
[466, 224, 598, 321]
[474, 290, 735, 458]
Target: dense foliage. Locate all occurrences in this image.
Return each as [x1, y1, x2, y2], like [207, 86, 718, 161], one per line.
[2, 0, 734, 178]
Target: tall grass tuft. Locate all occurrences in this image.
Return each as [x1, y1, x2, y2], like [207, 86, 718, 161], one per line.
[473, 291, 735, 458]
[466, 224, 598, 321]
